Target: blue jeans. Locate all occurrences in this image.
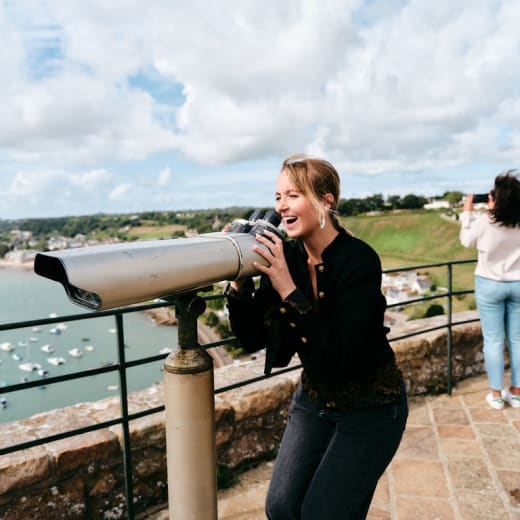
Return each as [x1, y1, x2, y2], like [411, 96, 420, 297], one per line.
[475, 276, 520, 390]
[265, 381, 408, 520]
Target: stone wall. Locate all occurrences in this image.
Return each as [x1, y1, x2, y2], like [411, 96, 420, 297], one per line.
[0, 311, 488, 519]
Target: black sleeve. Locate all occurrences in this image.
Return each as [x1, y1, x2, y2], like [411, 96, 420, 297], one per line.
[225, 277, 275, 354]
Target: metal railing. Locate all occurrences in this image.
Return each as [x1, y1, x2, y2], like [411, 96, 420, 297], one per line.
[0, 258, 478, 518]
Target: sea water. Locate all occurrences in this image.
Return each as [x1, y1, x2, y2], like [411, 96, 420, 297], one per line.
[0, 266, 178, 423]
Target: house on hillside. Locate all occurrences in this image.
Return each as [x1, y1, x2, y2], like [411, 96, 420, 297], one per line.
[382, 272, 432, 305]
[5, 249, 38, 264]
[424, 199, 450, 210]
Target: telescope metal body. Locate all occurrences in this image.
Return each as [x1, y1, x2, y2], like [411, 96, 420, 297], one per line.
[33, 211, 282, 519]
[34, 231, 268, 311]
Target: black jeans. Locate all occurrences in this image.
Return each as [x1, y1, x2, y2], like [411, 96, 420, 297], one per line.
[266, 381, 408, 520]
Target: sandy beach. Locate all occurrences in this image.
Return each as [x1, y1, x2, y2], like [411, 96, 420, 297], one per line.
[0, 259, 34, 270]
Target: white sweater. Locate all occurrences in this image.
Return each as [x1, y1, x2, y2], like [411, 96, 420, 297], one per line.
[459, 211, 520, 281]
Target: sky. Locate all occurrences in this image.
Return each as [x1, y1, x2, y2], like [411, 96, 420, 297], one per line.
[1, 0, 520, 220]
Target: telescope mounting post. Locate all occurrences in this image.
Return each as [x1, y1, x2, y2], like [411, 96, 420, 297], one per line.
[163, 289, 218, 520]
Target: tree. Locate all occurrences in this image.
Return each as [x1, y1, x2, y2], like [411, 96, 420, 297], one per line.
[400, 194, 427, 209]
[443, 191, 464, 208]
[386, 195, 402, 210]
[424, 304, 444, 318]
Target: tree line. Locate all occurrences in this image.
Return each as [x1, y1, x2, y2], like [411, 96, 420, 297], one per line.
[0, 192, 463, 244]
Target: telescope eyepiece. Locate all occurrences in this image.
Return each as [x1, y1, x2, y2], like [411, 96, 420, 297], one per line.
[249, 209, 283, 240]
[248, 209, 265, 222]
[227, 209, 282, 237]
[262, 209, 281, 228]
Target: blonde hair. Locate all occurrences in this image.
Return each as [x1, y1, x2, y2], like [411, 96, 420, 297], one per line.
[281, 154, 341, 229]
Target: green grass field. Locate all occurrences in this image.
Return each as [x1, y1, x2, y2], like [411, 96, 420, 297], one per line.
[339, 210, 478, 314]
[126, 223, 186, 239]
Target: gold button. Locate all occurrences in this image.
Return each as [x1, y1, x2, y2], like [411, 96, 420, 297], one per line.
[318, 291, 325, 299]
[290, 322, 296, 328]
[318, 265, 325, 272]
[280, 307, 287, 314]
[301, 337, 308, 344]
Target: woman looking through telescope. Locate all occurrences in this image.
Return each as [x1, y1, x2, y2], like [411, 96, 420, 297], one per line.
[225, 154, 408, 520]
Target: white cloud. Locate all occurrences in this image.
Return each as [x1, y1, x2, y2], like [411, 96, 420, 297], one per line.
[109, 183, 132, 200]
[1, 0, 520, 219]
[158, 167, 172, 186]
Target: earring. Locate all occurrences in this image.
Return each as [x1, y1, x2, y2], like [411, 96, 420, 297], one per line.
[319, 211, 326, 230]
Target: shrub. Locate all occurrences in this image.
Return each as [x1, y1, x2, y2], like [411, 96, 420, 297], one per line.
[424, 304, 444, 318]
[205, 311, 220, 327]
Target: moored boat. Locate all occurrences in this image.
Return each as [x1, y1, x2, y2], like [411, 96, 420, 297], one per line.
[19, 362, 43, 372]
[47, 356, 66, 366]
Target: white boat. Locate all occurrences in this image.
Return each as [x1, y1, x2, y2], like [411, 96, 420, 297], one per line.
[18, 341, 28, 347]
[159, 347, 172, 354]
[1, 397, 7, 408]
[68, 348, 83, 358]
[57, 323, 68, 331]
[19, 362, 42, 372]
[49, 327, 61, 335]
[84, 345, 95, 352]
[47, 357, 66, 366]
[0, 342, 14, 352]
[49, 312, 58, 318]
[107, 385, 119, 391]
[41, 344, 55, 354]
[12, 353, 23, 361]
[37, 369, 49, 377]
[32, 326, 42, 333]
[29, 337, 39, 342]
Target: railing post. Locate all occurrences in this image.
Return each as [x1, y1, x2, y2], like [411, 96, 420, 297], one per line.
[447, 263, 453, 396]
[163, 291, 218, 520]
[115, 312, 136, 519]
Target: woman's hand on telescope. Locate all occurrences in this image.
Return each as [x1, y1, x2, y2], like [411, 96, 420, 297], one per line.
[253, 230, 296, 300]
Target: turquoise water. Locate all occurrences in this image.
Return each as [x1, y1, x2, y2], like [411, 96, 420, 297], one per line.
[0, 267, 178, 423]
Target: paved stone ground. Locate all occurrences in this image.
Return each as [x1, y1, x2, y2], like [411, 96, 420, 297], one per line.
[149, 370, 520, 519]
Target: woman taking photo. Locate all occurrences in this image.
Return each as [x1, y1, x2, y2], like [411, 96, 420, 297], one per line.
[460, 171, 520, 410]
[225, 154, 407, 519]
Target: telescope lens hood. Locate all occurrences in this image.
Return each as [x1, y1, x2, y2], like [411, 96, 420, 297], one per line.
[34, 252, 102, 310]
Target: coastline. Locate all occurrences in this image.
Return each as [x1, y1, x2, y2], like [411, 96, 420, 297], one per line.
[0, 259, 34, 270]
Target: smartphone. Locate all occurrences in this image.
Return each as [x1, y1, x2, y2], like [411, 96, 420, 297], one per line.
[472, 193, 489, 203]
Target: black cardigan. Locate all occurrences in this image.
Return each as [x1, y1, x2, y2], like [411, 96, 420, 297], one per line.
[226, 228, 401, 408]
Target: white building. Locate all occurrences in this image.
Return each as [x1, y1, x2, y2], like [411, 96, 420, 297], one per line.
[382, 272, 432, 305]
[424, 199, 450, 210]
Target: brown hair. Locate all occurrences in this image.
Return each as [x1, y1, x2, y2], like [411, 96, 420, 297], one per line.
[281, 154, 341, 230]
[490, 170, 520, 228]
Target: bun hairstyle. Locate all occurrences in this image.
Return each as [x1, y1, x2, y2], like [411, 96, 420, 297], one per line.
[282, 154, 341, 230]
